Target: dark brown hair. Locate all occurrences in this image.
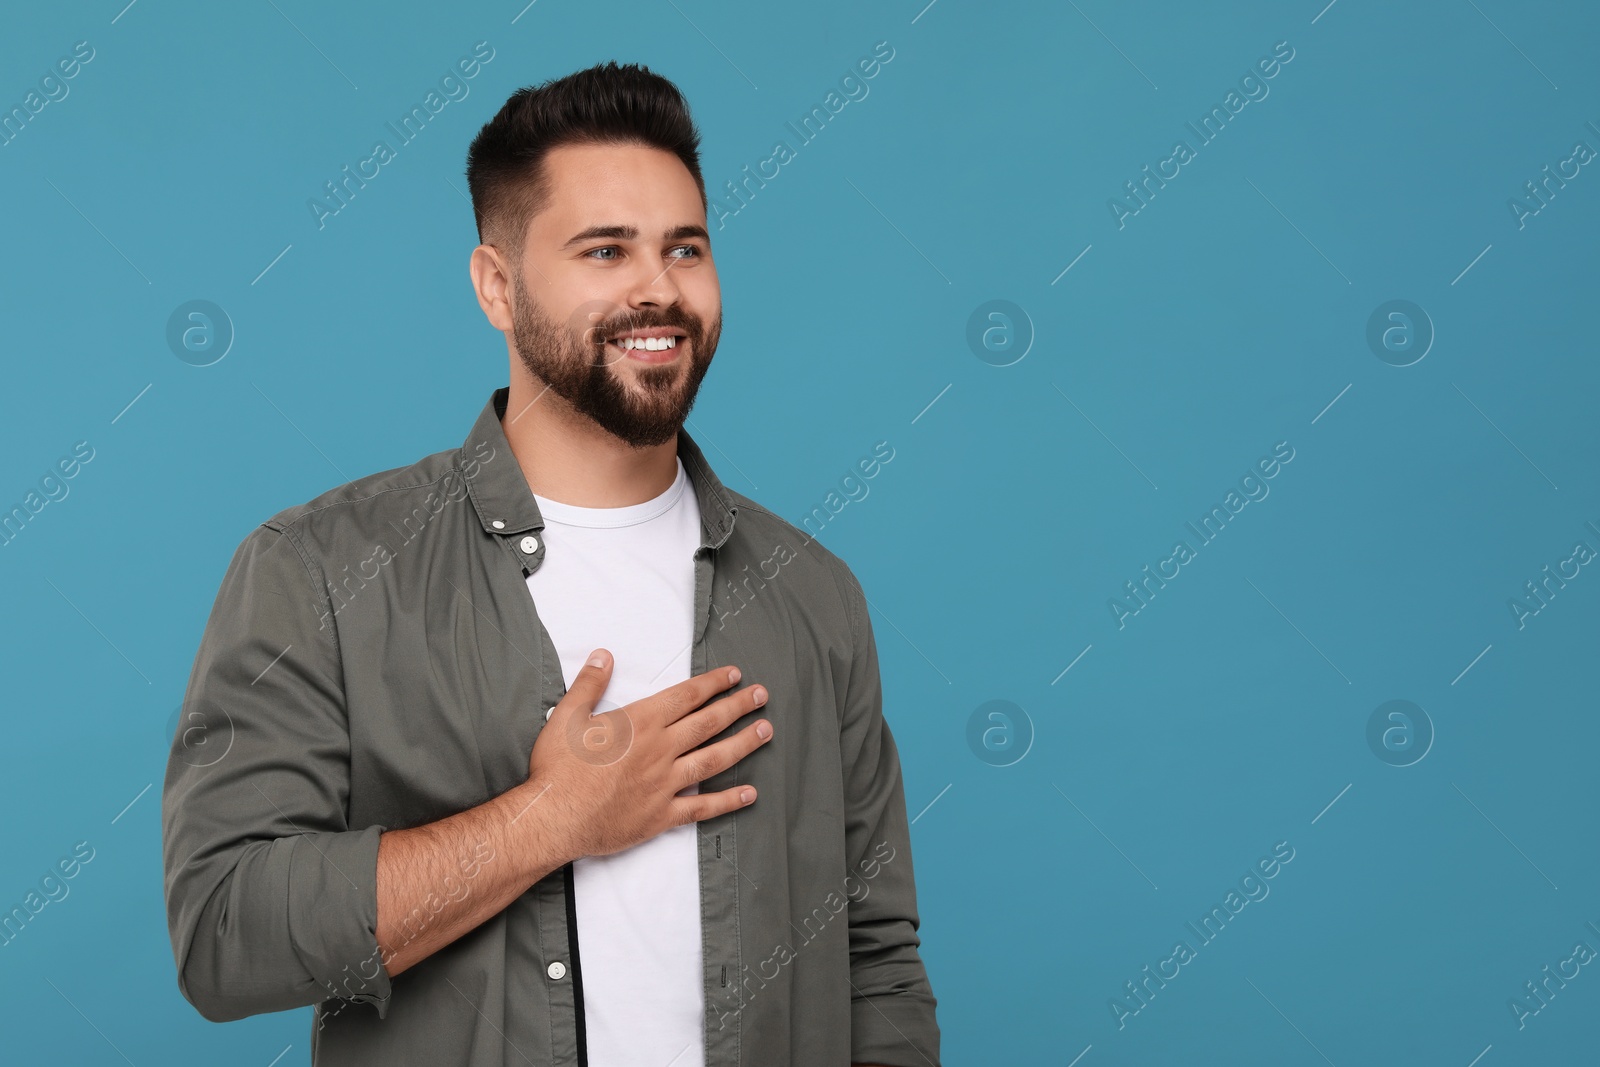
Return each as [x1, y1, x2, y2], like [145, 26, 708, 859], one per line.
[465, 61, 707, 263]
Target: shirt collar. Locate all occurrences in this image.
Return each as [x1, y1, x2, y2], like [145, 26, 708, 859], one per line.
[460, 386, 738, 551]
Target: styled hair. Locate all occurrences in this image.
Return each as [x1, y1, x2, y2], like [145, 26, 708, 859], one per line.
[465, 61, 706, 263]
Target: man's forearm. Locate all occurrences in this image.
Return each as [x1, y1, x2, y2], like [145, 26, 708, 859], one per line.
[376, 779, 572, 977]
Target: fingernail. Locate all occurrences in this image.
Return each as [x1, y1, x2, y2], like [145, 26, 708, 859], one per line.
[728, 665, 741, 685]
[756, 720, 771, 739]
[587, 650, 609, 668]
[752, 686, 767, 705]
[740, 788, 755, 804]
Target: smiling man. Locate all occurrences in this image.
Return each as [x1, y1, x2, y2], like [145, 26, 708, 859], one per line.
[162, 62, 940, 1067]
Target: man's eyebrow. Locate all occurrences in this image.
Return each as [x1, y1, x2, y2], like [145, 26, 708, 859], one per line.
[560, 223, 710, 249]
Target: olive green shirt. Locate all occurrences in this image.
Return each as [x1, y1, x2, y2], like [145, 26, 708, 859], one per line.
[161, 386, 941, 1066]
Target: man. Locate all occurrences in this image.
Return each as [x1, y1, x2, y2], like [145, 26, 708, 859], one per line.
[161, 61, 939, 1066]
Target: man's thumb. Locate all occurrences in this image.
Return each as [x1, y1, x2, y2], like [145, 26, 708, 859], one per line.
[550, 649, 610, 725]
[560, 649, 612, 716]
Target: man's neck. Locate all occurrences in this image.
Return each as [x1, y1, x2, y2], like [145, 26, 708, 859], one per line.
[501, 373, 679, 508]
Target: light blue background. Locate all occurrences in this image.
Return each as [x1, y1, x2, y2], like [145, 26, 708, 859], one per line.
[2, 1, 1597, 1064]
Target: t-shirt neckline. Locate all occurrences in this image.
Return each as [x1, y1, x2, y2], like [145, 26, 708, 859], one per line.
[532, 455, 688, 529]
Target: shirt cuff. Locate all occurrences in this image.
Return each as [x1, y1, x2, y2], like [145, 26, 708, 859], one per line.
[290, 823, 393, 1019]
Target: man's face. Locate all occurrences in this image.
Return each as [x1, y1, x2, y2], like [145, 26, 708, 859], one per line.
[509, 141, 721, 449]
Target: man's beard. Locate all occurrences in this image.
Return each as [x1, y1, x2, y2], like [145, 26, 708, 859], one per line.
[510, 271, 720, 449]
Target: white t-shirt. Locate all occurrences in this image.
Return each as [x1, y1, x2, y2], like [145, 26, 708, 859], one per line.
[524, 456, 705, 1067]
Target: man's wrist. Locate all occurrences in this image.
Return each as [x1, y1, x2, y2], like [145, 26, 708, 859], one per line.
[497, 777, 576, 883]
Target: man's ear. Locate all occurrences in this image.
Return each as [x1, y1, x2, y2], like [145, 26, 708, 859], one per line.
[470, 244, 516, 332]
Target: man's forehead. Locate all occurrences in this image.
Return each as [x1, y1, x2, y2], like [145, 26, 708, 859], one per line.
[533, 143, 704, 233]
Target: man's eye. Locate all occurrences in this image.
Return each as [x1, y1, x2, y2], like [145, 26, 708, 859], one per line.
[585, 245, 701, 261]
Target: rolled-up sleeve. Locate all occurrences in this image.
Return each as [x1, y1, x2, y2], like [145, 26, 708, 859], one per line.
[832, 560, 941, 1067]
[161, 521, 392, 1023]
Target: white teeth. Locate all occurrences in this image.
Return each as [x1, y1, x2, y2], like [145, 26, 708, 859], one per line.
[614, 336, 678, 351]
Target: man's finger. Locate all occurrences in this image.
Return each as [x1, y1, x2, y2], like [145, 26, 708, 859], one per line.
[672, 784, 757, 827]
[647, 664, 743, 727]
[556, 648, 613, 721]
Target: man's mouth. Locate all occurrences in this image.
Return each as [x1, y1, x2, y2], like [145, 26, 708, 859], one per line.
[604, 329, 687, 363]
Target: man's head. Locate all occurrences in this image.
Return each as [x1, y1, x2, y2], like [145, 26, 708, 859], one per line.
[466, 62, 721, 449]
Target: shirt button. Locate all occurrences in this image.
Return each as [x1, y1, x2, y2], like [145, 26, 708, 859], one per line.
[547, 961, 567, 980]
[520, 535, 540, 554]
[491, 520, 505, 530]
[544, 706, 553, 722]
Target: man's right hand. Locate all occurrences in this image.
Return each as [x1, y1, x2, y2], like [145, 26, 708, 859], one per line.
[526, 649, 772, 861]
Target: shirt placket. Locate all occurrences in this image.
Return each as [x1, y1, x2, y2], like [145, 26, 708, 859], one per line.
[491, 524, 589, 1066]
[693, 541, 745, 1067]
